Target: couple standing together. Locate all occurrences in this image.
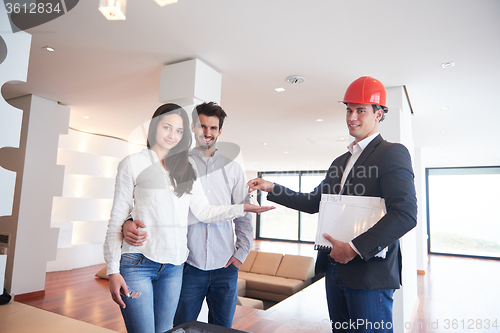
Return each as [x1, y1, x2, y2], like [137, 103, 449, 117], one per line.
[104, 76, 417, 333]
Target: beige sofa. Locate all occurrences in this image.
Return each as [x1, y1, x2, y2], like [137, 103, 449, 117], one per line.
[237, 250, 315, 303]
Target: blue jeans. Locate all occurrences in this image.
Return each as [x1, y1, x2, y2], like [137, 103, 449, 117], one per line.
[173, 263, 239, 328]
[119, 253, 183, 333]
[325, 264, 394, 333]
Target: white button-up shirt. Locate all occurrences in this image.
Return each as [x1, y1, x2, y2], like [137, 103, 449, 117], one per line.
[186, 148, 253, 270]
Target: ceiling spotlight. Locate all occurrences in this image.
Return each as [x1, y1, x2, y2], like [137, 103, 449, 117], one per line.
[42, 46, 56, 52]
[286, 75, 305, 84]
[316, 118, 323, 122]
[83, 116, 90, 119]
[439, 131, 447, 134]
[154, 0, 178, 5]
[441, 61, 455, 68]
[99, 0, 127, 20]
[440, 106, 450, 110]
[275, 87, 285, 92]
[262, 143, 268, 146]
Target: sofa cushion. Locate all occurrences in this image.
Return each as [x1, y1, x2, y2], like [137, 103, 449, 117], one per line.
[237, 271, 255, 281]
[249, 252, 283, 276]
[95, 266, 109, 280]
[275, 254, 315, 281]
[244, 274, 306, 295]
[239, 250, 258, 272]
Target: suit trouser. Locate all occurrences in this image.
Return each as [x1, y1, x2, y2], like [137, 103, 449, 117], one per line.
[325, 264, 394, 333]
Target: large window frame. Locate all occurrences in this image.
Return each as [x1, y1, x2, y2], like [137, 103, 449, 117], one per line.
[256, 170, 326, 243]
[426, 166, 500, 260]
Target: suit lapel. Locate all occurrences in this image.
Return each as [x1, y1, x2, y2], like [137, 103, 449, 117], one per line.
[354, 134, 383, 167]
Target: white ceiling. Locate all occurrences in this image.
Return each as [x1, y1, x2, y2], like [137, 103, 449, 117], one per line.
[3, 0, 500, 171]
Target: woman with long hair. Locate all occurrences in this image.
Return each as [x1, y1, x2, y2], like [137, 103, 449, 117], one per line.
[104, 103, 272, 333]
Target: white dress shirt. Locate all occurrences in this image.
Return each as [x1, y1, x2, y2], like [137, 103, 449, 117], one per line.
[342, 133, 388, 259]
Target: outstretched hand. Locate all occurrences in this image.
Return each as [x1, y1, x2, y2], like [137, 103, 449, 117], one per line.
[244, 203, 275, 214]
[246, 178, 275, 193]
[323, 233, 357, 264]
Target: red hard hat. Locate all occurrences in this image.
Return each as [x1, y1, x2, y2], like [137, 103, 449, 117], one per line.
[340, 76, 387, 108]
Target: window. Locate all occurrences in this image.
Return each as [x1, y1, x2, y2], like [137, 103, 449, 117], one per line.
[427, 166, 500, 259]
[257, 171, 326, 242]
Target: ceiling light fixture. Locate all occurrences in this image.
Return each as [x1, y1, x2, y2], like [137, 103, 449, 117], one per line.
[42, 46, 56, 52]
[286, 75, 305, 84]
[316, 118, 323, 122]
[440, 106, 450, 110]
[275, 87, 285, 92]
[154, 0, 178, 5]
[83, 116, 90, 119]
[262, 143, 268, 146]
[441, 61, 455, 68]
[99, 0, 127, 20]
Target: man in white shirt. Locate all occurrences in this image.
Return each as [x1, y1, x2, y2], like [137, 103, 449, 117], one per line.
[123, 102, 253, 328]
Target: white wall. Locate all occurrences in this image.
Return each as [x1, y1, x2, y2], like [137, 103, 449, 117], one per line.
[7, 95, 69, 295]
[47, 129, 144, 272]
[0, 7, 32, 294]
[380, 86, 419, 332]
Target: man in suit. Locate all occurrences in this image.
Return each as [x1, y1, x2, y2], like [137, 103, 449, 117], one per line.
[247, 76, 417, 332]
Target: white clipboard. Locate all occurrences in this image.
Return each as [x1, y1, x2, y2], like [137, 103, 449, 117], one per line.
[314, 194, 386, 251]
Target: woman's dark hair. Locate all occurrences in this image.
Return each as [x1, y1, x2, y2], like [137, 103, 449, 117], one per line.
[147, 103, 196, 197]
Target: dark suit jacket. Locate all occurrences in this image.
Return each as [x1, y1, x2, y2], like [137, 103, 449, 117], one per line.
[267, 134, 417, 290]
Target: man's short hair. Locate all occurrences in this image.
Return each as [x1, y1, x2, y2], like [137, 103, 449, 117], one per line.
[192, 102, 227, 129]
[372, 105, 389, 122]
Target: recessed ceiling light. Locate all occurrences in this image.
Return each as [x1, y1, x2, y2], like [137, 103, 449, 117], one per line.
[284, 151, 288, 154]
[337, 137, 347, 141]
[316, 118, 323, 122]
[440, 106, 450, 110]
[83, 116, 90, 119]
[275, 87, 285, 92]
[439, 131, 447, 134]
[441, 61, 454, 68]
[439, 143, 445, 146]
[286, 75, 305, 84]
[42, 46, 56, 52]
[262, 143, 268, 146]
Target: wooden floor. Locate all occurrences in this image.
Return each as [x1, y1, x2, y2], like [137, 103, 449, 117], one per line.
[14, 240, 500, 333]
[412, 255, 500, 333]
